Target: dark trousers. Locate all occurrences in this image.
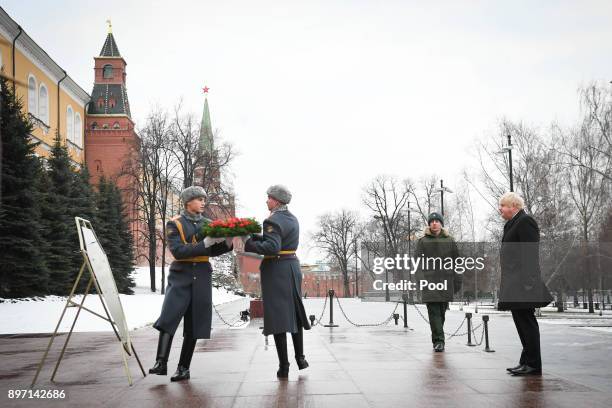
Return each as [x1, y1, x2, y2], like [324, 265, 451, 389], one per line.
[273, 327, 305, 366]
[511, 308, 542, 369]
[426, 302, 448, 344]
[179, 299, 197, 368]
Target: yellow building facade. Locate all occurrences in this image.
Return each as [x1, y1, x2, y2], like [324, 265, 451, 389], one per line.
[0, 7, 90, 165]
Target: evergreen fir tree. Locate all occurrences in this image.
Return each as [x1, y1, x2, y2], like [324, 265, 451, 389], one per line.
[68, 166, 97, 291]
[96, 177, 135, 294]
[44, 133, 76, 295]
[0, 76, 49, 297]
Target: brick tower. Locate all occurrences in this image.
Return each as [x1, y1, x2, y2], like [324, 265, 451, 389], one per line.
[85, 21, 139, 223]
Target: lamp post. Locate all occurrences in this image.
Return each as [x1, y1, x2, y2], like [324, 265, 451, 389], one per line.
[436, 179, 453, 216]
[353, 236, 359, 298]
[498, 134, 514, 192]
[406, 202, 419, 303]
[374, 215, 390, 301]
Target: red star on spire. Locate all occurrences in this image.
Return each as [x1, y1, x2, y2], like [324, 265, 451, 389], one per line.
[202, 86, 210, 94]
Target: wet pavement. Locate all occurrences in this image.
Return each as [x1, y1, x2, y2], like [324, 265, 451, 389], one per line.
[1, 297, 611, 407]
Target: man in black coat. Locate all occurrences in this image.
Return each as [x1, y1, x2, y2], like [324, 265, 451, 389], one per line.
[243, 184, 311, 379]
[497, 192, 553, 376]
[149, 186, 233, 382]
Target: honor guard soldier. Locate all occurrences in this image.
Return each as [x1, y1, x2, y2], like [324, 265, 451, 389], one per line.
[149, 186, 233, 381]
[243, 185, 311, 379]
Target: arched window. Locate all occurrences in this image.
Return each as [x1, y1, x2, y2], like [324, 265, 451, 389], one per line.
[97, 97, 104, 109]
[102, 123, 109, 129]
[28, 75, 38, 116]
[108, 97, 116, 108]
[91, 122, 98, 130]
[74, 113, 82, 146]
[113, 121, 120, 129]
[103, 64, 113, 79]
[38, 84, 49, 124]
[66, 106, 74, 143]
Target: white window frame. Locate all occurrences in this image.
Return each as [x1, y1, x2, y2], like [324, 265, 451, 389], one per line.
[74, 112, 82, 147]
[66, 105, 74, 143]
[38, 83, 49, 125]
[28, 74, 38, 117]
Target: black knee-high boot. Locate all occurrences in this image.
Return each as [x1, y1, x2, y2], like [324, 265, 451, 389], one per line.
[149, 331, 173, 375]
[273, 333, 290, 379]
[171, 337, 197, 382]
[291, 327, 309, 370]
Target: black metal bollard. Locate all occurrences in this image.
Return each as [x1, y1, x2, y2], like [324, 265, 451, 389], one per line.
[482, 315, 495, 352]
[466, 312, 476, 346]
[393, 313, 400, 325]
[324, 289, 339, 327]
[309, 314, 316, 327]
[402, 294, 409, 328]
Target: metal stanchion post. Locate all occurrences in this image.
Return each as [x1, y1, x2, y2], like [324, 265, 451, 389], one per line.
[324, 289, 339, 327]
[466, 312, 476, 346]
[402, 293, 408, 328]
[393, 313, 399, 325]
[482, 315, 495, 352]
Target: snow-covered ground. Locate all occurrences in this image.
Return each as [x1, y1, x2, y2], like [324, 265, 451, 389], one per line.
[0, 266, 245, 334]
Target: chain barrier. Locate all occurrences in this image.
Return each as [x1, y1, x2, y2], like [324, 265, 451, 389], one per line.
[310, 294, 329, 327]
[471, 322, 486, 346]
[212, 299, 250, 328]
[334, 296, 401, 327]
[411, 303, 484, 340]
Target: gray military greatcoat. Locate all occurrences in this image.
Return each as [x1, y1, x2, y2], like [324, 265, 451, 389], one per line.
[244, 209, 311, 336]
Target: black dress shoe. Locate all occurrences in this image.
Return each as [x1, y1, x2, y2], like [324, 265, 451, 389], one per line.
[148, 360, 167, 375]
[434, 343, 445, 352]
[277, 363, 290, 379]
[506, 364, 523, 373]
[511, 365, 542, 376]
[296, 357, 309, 370]
[170, 365, 191, 381]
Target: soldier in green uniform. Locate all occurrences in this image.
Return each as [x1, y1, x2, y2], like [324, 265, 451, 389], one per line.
[149, 186, 233, 381]
[415, 212, 461, 352]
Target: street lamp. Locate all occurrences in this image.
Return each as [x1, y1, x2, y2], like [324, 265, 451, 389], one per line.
[405, 202, 419, 303]
[353, 236, 359, 298]
[497, 134, 514, 192]
[373, 215, 391, 301]
[436, 179, 453, 216]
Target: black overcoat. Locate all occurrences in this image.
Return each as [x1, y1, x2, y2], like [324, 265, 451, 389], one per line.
[497, 209, 553, 310]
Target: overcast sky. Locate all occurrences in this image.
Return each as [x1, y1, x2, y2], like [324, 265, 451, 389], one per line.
[5, 1, 612, 262]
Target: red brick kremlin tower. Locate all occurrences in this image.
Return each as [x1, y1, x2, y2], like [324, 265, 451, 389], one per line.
[85, 21, 139, 226]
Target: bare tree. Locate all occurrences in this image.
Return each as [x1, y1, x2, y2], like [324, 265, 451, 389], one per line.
[311, 209, 364, 297]
[168, 102, 237, 217]
[555, 83, 612, 182]
[155, 147, 181, 294]
[125, 108, 171, 292]
[565, 124, 610, 312]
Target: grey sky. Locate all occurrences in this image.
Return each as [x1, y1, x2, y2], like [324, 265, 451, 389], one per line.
[5, 1, 612, 262]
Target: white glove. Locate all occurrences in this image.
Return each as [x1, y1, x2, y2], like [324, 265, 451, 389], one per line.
[204, 236, 225, 248]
